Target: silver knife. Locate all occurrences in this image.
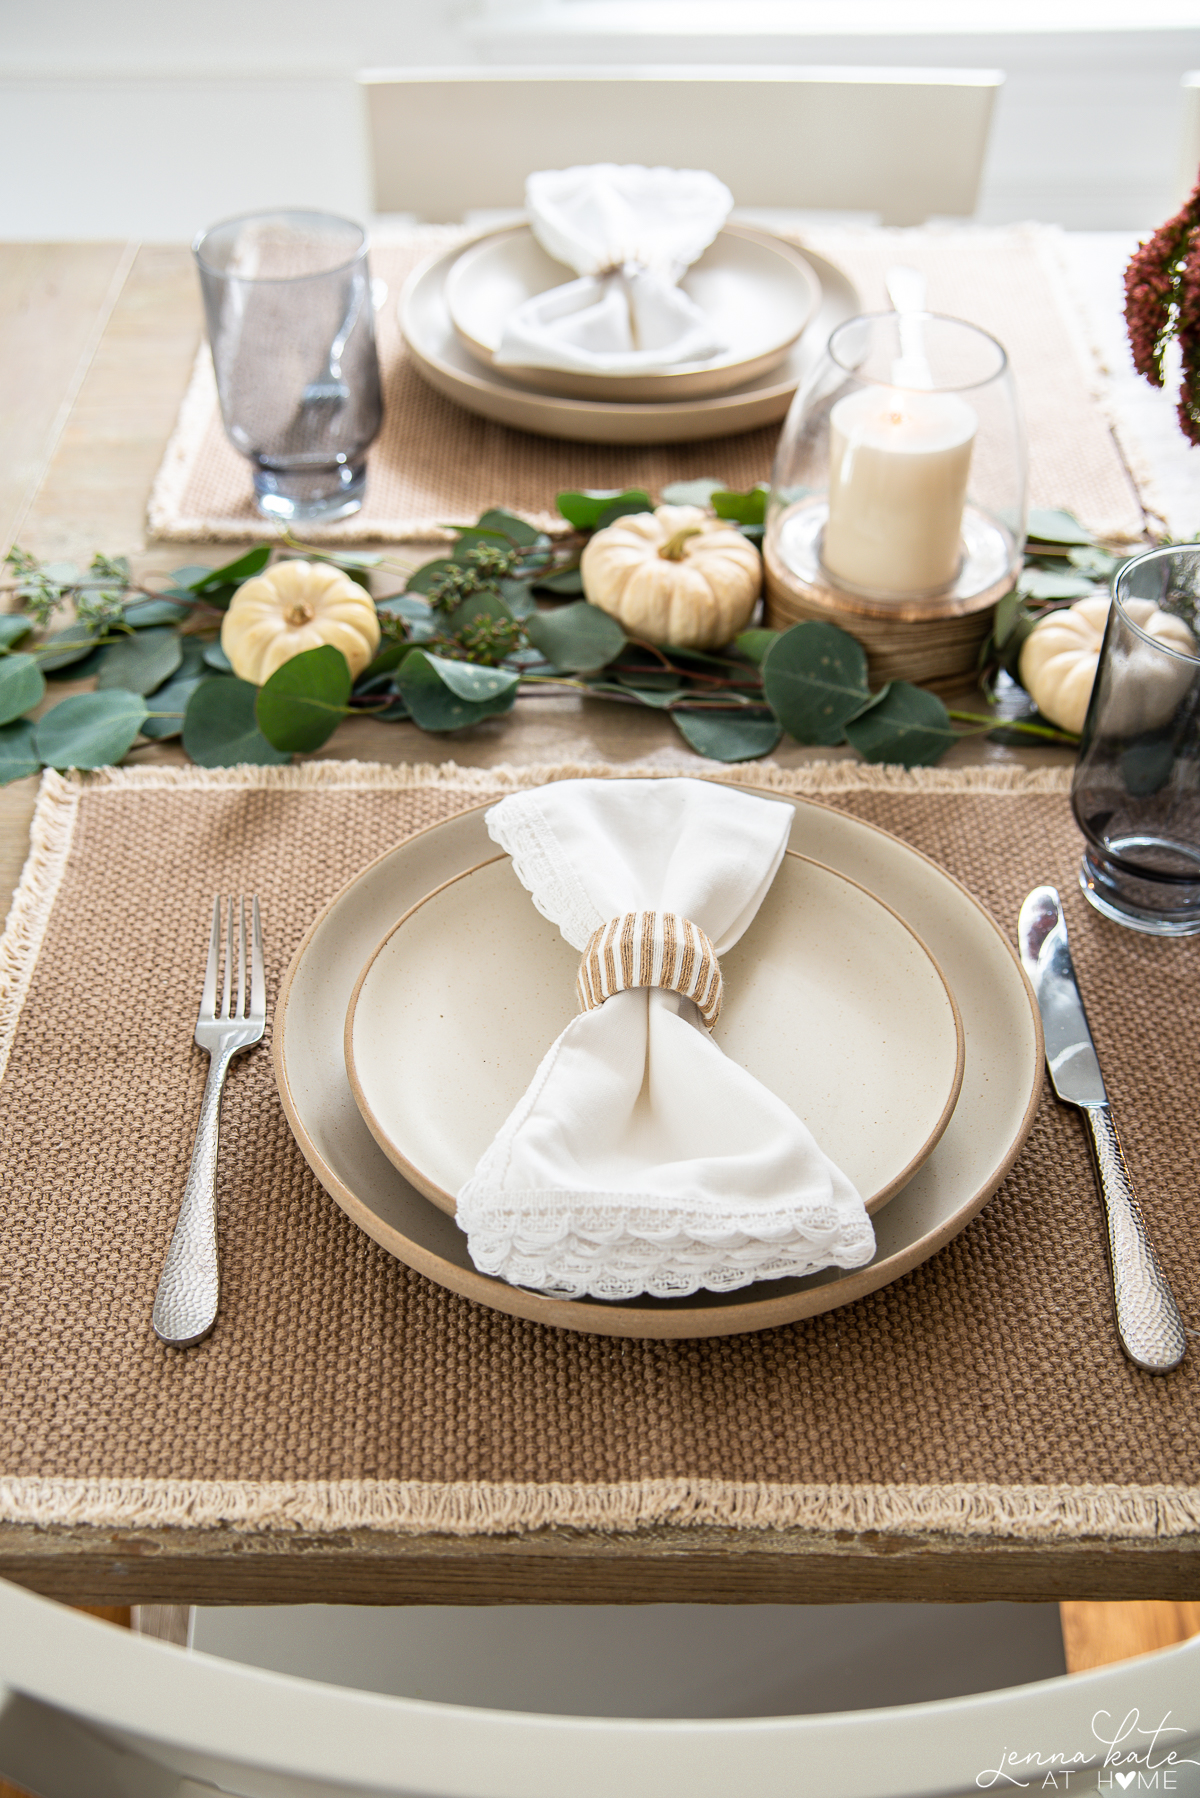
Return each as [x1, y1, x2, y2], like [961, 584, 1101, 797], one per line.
[1018, 885, 1186, 1372]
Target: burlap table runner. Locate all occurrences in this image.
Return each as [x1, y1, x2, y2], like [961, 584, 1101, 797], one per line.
[1, 761, 1197, 1543]
[147, 224, 1146, 548]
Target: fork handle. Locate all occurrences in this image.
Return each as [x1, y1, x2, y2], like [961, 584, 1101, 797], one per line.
[1083, 1103, 1187, 1373]
[152, 1044, 236, 1346]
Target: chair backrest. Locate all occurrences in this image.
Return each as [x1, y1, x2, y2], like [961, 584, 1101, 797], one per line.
[2, 1576, 1200, 1798]
[360, 67, 1002, 227]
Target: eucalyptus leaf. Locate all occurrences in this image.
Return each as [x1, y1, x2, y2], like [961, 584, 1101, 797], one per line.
[843, 682, 957, 767]
[1121, 735, 1176, 797]
[0, 617, 33, 648]
[395, 649, 518, 731]
[1017, 569, 1098, 602]
[96, 626, 182, 695]
[498, 576, 537, 617]
[530, 565, 584, 598]
[712, 484, 769, 527]
[186, 546, 271, 592]
[671, 709, 782, 762]
[659, 478, 725, 507]
[1027, 508, 1095, 547]
[0, 654, 45, 726]
[556, 489, 651, 532]
[451, 527, 518, 561]
[424, 654, 519, 704]
[735, 628, 779, 666]
[168, 565, 219, 590]
[183, 678, 290, 768]
[122, 597, 192, 627]
[358, 640, 417, 685]
[524, 602, 626, 673]
[614, 667, 679, 692]
[761, 622, 871, 746]
[404, 558, 457, 596]
[475, 507, 547, 549]
[37, 562, 81, 587]
[256, 645, 352, 753]
[36, 622, 101, 673]
[0, 719, 40, 785]
[445, 589, 514, 633]
[139, 670, 207, 740]
[377, 593, 436, 640]
[1067, 545, 1123, 578]
[373, 695, 411, 721]
[204, 641, 234, 673]
[34, 690, 148, 770]
[588, 682, 683, 710]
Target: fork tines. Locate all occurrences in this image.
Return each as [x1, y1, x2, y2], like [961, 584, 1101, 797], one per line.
[202, 896, 265, 1023]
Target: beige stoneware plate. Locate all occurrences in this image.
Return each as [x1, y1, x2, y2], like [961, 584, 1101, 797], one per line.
[344, 850, 964, 1220]
[443, 224, 821, 402]
[273, 790, 1043, 1339]
[398, 234, 859, 445]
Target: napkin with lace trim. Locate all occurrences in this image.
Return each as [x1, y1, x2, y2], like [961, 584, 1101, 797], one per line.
[455, 779, 874, 1301]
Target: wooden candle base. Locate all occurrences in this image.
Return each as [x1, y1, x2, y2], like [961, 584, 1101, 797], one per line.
[764, 537, 1012, 691]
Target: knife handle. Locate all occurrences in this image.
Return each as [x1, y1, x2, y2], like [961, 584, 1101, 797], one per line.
[1083, 1105, 1187, 1373]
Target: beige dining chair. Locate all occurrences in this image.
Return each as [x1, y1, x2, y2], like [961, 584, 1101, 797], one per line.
[2, 1578, 1199, 1798]
[360, 67, 1002, 227]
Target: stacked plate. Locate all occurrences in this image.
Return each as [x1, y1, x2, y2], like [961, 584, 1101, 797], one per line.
[398, 223, 860, 445]
[273, 789, 1043, 1340]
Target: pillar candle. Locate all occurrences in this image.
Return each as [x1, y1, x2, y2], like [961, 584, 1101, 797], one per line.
[822, 387, 977, 598]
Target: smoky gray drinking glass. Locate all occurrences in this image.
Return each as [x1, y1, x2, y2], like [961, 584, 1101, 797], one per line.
[1071, 543, 1200, 934]
[194, 210, 383, 524]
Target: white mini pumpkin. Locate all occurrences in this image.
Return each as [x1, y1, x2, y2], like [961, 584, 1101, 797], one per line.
[1019, 594, 1196, 735]
[580, 505, 762, 650]
[221, 560, 381, 686]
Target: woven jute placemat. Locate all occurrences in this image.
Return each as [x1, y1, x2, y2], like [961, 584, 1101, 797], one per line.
[0, 760, 1197, 1543]
[146, 224, 1146, 547]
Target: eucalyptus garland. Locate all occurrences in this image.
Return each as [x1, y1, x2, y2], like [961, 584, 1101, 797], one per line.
[0, 489, 1117, 785]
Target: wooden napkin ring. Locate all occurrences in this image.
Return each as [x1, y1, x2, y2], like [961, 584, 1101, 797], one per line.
[576, 910, 723, 1028]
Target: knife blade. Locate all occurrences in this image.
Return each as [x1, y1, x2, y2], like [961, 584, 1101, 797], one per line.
[1018, 885, 1186, 1372]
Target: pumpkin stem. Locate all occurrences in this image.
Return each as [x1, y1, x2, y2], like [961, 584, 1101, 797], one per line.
[285, 601, 316, 626]
[658, 525, 704, 562]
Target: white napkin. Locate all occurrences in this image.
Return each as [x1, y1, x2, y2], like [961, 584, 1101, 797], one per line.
[456, 779, 874, 1301]
[494, 165, 733, 377]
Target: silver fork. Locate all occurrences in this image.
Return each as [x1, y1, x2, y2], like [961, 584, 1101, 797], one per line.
[152, 897, 265, 1347]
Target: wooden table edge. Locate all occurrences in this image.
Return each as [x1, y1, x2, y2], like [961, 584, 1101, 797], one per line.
[2, 1522, 1197, 1606]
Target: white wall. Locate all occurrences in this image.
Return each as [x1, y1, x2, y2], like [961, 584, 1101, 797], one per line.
[2, 0, 1199, 239]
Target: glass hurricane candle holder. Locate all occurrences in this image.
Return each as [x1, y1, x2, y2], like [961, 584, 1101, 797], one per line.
[763, 312, 1026, 686]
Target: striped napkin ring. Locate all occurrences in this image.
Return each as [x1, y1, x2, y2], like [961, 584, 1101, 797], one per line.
[576, 910, 723, 1029]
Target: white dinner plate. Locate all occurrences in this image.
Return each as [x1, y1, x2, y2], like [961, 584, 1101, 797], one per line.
[344, 850, 964, 1220]
[273, 789, 1043, 1339]
[398, 232, 859, 445]
[444, 224, 821, 403]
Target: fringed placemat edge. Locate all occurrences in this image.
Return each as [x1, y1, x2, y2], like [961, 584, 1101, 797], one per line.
[30, 757, 1077, 800]
[1, 1474, 1196, 1541]
[0, 771, 82, 1086]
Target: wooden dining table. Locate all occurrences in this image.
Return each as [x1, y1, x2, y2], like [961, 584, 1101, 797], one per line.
[1, 238, 1197, 1623]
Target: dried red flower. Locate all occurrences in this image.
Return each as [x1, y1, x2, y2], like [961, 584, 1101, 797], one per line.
[1125, 175, 1200, 446]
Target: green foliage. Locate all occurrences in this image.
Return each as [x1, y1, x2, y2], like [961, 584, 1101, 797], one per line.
[256, 646, 352, 753]
[761, 622, 871, 746]
[0, 655, 45, 727]
[4, 500, 1113, 777]
[0, 720, 40, 785]
[671, 709, 782, 761]
[524, 602, 626, 673]
[843, 683, 956, 766]
[34, 690, 148, 770]
[394, 649, 518, 731]
[711, 484, 769, 527]
[556, 489, 652, 531]
[183, 678, 290, 768]
[96, 626, 183, 695]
